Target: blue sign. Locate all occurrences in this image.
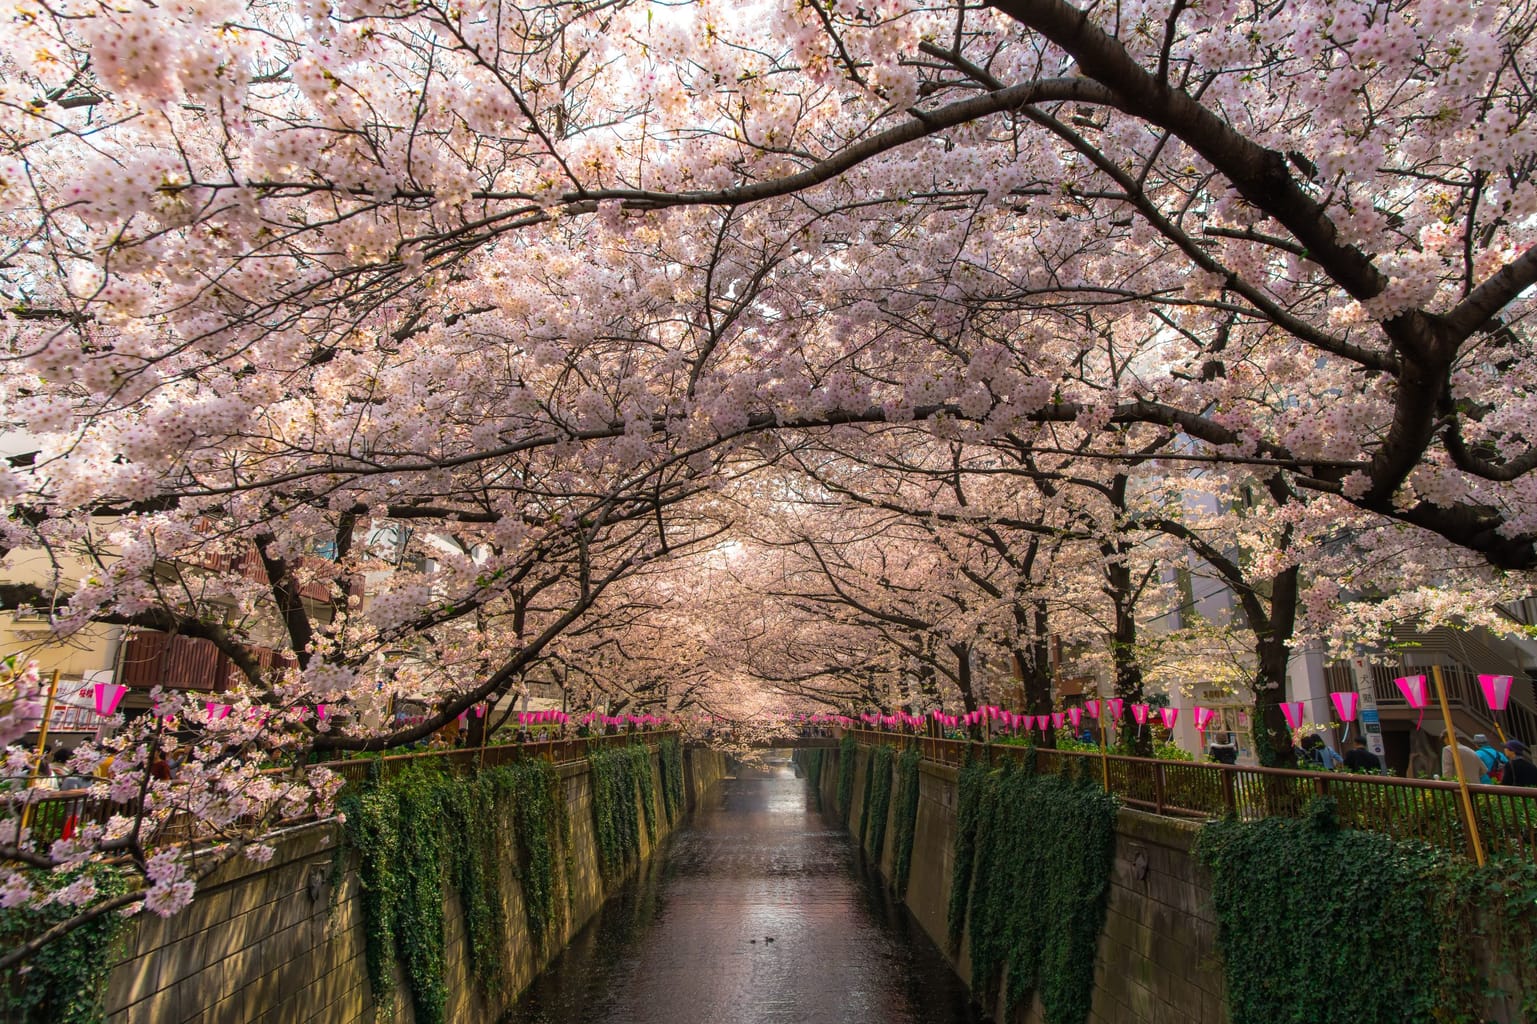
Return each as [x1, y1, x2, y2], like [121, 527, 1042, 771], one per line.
[1361, 708, 1380, 724]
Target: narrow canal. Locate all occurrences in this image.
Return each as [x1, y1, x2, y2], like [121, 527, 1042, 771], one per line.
[502, 754, 984, 1024]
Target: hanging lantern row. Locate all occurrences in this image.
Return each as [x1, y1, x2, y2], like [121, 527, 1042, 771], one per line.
[841, 700, 1192, 734]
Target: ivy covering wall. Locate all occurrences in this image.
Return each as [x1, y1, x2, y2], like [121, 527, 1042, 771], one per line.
[798, 748, 824, 789]
[588, 744, 660, 880]
[862, 744, 895, 859]
[890, 745, 921, 896]
[793, 748, 826, 811]
[949, 753, 1118, 1024]
[1197, 798, 1537, 1024]
[837, 733, 857, 822]
[342, 757, 571, 1024]
[0, 865, 129, 1024]
[658, 736, 686, 825]
[946, 752, 991, 951]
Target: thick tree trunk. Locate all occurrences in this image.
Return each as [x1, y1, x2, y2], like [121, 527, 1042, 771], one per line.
[952, 642, 980, 735]
[1251, 566, 1301, 767]
[1107, 563, 1152, 756]
[1013, 599, 1056, 747]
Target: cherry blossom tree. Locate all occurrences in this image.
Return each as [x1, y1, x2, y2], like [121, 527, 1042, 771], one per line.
[3, 0, 1537, 960]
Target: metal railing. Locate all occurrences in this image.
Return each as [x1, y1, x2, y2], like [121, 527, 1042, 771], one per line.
[6, 730, 677, 851]
[854, 730, 1537, 863]
[314, 729, 674, 788]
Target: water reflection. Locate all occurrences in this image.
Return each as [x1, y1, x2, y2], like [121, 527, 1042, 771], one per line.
[502, 756, 983, 1024]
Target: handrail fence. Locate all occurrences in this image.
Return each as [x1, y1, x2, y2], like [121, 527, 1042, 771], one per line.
[850, 729, 1537, 863]
[5, 730, 677, 852]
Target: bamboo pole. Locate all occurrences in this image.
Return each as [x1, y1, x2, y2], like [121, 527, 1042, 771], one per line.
[1097, 699, 1110, 791]
[1432, 665, 1487, 867]
[18, 670, 62, 834]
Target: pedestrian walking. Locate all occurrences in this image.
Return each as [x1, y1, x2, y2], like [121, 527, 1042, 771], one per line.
[1503, 739, 1537, 787]
[1439, 728, 1489, 784]
[1342, 736, 1381, 772]
[1300, 734, 1343, 770]
[1472, 733, 1509, 784]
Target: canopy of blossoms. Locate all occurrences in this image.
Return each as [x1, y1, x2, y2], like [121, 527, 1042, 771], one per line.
[1, 0, 1533, 946]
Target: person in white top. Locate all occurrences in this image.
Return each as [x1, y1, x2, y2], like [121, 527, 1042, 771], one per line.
[1438, 728, 1490, 784]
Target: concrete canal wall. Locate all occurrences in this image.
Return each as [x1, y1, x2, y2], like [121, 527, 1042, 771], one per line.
[817, 745, 1228, 1024]
[102, 748, 728, 1024]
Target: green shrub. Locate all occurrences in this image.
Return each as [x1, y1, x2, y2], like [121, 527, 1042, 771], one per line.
[946, 750, 991, 950]
[951, 754, 1118, 1024]
[658, 736, 686, 825]
[863, 744, 895, 858]
[343, 757, 571, 1022]
[891, 745, 922, 895]
[1197, 798, 1537, 1024]
[837, 733, 857, 822]
[0, 866, 131, 1024]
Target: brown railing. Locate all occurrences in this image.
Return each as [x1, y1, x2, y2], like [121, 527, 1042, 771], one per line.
[854, 729, 1537, 863]
[5, 787, 137, 846]
[313, 729, 675, 789]
[8, 730, 676, 851]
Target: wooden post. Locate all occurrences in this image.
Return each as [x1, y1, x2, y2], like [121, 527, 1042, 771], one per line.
[19, 670, 62, 834]
[1097, 705, 1110, 792]
[1433, 665, 1487, 867]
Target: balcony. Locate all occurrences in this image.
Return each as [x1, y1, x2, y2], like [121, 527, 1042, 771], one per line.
[119, 631, 295, 692]
[1334, 628, 1537, 743]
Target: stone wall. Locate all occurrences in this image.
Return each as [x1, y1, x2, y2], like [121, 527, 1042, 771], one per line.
[817, 744, 1228, 1024]
[103, 747, 727, 1024]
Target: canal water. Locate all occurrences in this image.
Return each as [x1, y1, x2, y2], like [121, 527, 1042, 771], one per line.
[502, 754, 984, 1024]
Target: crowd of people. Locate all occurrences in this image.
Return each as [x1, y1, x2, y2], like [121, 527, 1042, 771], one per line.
[1439, 731, 1537, 786]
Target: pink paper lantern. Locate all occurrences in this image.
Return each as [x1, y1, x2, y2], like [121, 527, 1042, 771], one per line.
[1280, 701, 1305, 729]
[1084, 699, 1100, 719]
[1051, 712, 1065, 729]
[92, 682, 127, 716]
[1478, 674, 1513, 712]
[1194, 707, 1217, 732]
[1329, 691, 1359, 721]
[1036, 716, 1050, 732]
[1105, 698, 1124, 720]
[316, 704, 327, 721]
[1067, 707, 1083, 728]
[1131, 704, 1150, 726]
[1159, 707, 1178, 729]
[1394, 674, 1429, 729]
[1394, 674, 1429, 708]
[205, 701, 232, 722]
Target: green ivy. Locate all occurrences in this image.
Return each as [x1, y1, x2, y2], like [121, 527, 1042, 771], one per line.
[1196, 798, 1537, 1024]
[658, 736, 686, 825]
[837, 733, 857, 822]
[951, 752, 1118, 1024]
[863, 744, 895, 859]
[589, 744, 656, 879]
[342, 757, 572, 1022]
[629, 744, 659, 845]
[392, 768, 450, 1024]
[807, 748, 825, 789]
[946, 751, 991, 950]
[858, 745, 877, 847]
[890, 745, 921, 896]
[795, 748, 826, 811]
[510, 759, 567, 951]
[344, 783, 405, 1022]
[0, 865, 130, 1024]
